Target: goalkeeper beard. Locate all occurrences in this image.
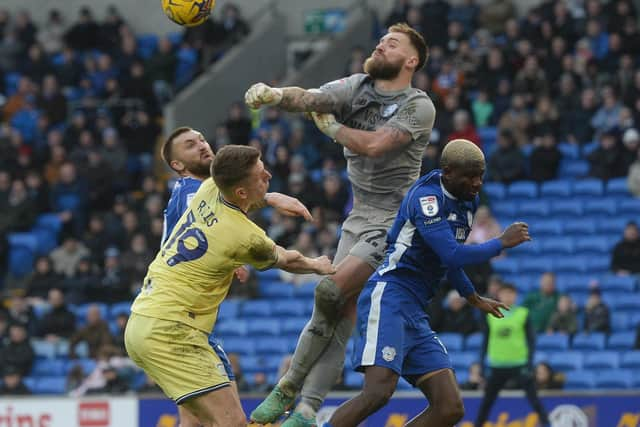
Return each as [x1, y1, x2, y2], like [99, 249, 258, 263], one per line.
[363, 54, 404, 80]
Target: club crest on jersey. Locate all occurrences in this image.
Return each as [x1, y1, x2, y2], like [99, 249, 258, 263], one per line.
[382, 104, 399, 117]
[420, 196, 439, 217]
[381, 346, 396, 362]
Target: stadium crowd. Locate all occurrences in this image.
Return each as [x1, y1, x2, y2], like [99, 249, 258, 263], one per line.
[0, 0, 639, 395]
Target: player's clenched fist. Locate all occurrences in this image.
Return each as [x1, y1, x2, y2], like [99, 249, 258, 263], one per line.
[313, 256, 337, 275]
[311, 112, 342, 140]
[499, 222, 531, 248]
[244, 83, 283, 109]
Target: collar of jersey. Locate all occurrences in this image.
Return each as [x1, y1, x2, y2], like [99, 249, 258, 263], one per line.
[440, 177, 457, 200]
[218, 193, 247, 215]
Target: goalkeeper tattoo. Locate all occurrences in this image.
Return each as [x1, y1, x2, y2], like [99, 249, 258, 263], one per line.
[279, 87, 337, 113]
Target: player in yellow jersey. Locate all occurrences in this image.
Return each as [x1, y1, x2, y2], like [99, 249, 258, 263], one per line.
[125, 145, 335, 427]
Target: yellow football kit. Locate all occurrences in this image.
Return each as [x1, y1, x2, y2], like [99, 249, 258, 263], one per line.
[125, 178, 277, 403]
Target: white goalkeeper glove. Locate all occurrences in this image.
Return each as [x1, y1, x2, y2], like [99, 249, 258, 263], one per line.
[244, 83, 283, 109]
[311, 112, 342, 140]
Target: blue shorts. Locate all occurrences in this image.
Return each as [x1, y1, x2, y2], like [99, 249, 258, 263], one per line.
[352, 280, 452, 386]
[208, 335, 235, 381]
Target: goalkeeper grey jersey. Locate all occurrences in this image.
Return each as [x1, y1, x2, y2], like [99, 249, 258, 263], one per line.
[319, 73, 435, 212]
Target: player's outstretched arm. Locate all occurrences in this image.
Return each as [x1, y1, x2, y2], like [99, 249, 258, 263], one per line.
[273, 246, 336, 275]
[498, 222, 532, 248]
[245, 83, 336, 113]
[249, 192, 313, 221]
[447, 268, 508, 319]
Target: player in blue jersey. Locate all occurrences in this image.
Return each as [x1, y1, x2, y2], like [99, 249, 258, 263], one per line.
[322, 139, 532, 427]
[160, 126, 313, 427]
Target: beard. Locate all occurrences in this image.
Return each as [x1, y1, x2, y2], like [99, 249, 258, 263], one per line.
[185, 159, 212, 177]
[363, 55, 403, 80]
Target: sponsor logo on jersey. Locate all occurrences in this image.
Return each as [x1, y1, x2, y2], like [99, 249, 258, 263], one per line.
[420, 196, 439, 217]
[382, 104, 399, 117]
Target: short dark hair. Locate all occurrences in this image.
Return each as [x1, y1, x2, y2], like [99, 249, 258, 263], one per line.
[161, 126, 193, 169]
[500, 283, 517, 293]
[388, 23, 429, 71]
[211, 145, 261, 192]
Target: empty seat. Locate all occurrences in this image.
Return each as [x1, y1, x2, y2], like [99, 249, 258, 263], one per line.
[256, 269, 281, 281]
[30, 228, 58, 255]
[509, 239, 542, 255]
[508, 181, 538, 199]
[620, 351, 640, 369]
[517, 200, 550, 217]
[558, 143, 580, 159]
[559, 160, 589, 178]
[483, 182, 506, 200]
[572, 179, 604, 196]
[529, 220, 563, 236]
[572, 332, 606, 350]
[583, 199, 617, 215]
[564, 219, 597, 235]
[34, 376, 67, 394]
[491, 258, 520, 275]
[260, 280, 295, 299]
[465, 333, 483, 351]
[492, 201, 518, 217]
[583, 351, 619, 369]
[574, 236, 611, 254]
[109, 302, 131, 319]
[293, 282, 316, 299]
[438, 333, 463, 351]
[247, 318, 281, 336]
[536, 334, 569, 351]
[613, 295, 640, 312]
[255, 337, 290, 354]
[240, 301, 272, 317]
[271, 299, 308, 317]
[220, 337, 254, 356]
[611, 313, 630, 332]
[519, 257, 553, 273]
[345, 371, 364, 389]
[596, 217, 630, 233]
[8, 232, 39, 253]
[608, 332, 636, 350]
[541, 237, 574, 255]
[548, 351, 583, 371]
[281, 317, 307, 336]
[533, 351, 548, 365]
[31, 359, 67, 376]
[600, 275, 636, 292]
[35, 213, 63, 233]
[450, 352, 477, 371]
[618, 198, 640, 214]
[554, 257, 588, 273]
[606, 178, 630, 195]
[215, 319, 248, 337]
[239, 355, 265, 374]
[564, 371, 595, 389]
[594, 369, 633, 389]
[218, 300, 240, 320]
[540, 180, 572, 198]
[549, 200, 583, 216]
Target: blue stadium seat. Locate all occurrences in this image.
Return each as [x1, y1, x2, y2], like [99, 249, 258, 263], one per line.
[620, 351, 640, 369]
[541, 237, 574, 255]
[572, 179, 604, 196]
[519, 257, 553, 273]
[507, 181, 538, 199]
[632, 313, 640, 328]
[34, 376, 67, 394]
[450, 352, 477, 371]
[594, 369, 633, 389]
[605, 178, 629, 196]
[259, 280, 295, 299]
[35, 213, 63, 233]
[247, 318, 281, 336]
[608, 332, 636, 350]
[220, 337, 254, 356]
[509, 239, 542, 256]
[548, 351, 583, 371]
[600, 275, 636, 292]
[583, 351, 619, 369]
[613, 295, 640, 312]
[572, 332, 606, 350]
[271, 299, 308, 317]
[218, 300, 240, 320]
[564, 219, 597, 235]
[4, 71, 21, 96]
[8, 232, 39, 253]
[559, 160, 589, 178]
[557, 274, 590, 293]
[540, 180, 572, 198]
[137, 34, 159, 59]
[239, 356, 264, 373]
[529, 220, 563, 236]
[465, 333, 483, 351]
[482, 182, 506, 200]
[23, 377, 37, 391]
[574, 236, 611, 254]
[584, 255, 609, 272]
[281, 317, 307, 336]
[564, 371, 595, 389]
[263, 355, 284, 372]
[167, 32, 183, 46]
[568, 292, 590, 309]
[397, 377, 414, 390]
[70, 358, 97, 375]
[611, 313, 630, 332]
[558, 143, 580, 159]
[109, 301, 131, 319]
[215, 319, 248, 337]
[517, 200, 550, 217]
[618, 198, 640, 214]
[30, 227, 58, 255]
[583, 199, 617, 215]
[492, 201, 518, 217]
[633, 371, 640, 388]
[596, 217, 631, 234]
[255, 337, 290, 354]
[536, 334, 569, 351]
[256, 269, 280, 281]
[293, 282, 316, 299]
[554, 257, 588, 273]
[240, 301, 272, 317]
[549, 200, 583, 216]
[345, 371, 364, 389]
[491, 258, 520, 275]
[438, 333, 463, 351]
[31, 359, 67, 376]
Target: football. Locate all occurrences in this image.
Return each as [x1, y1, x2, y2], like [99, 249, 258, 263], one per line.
[161, 0, 216, 27]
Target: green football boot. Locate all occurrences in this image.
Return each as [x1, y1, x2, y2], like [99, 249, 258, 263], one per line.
[281, 411, 317, 427]
[249, 385, 296, 424]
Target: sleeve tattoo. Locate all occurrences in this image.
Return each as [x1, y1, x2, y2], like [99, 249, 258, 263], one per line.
[279, 87, 338, 113]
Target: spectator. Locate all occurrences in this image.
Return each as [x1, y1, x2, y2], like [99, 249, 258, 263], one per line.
[64, 7, 100, 51]
[36, 288, 76, 341]
[440, 290, 478, 336]
[50, 235, 90, 279]
[6, 296, 37, 336]
[21, 255, 62, 301]
[37, 9, 65, 55]
[498, 94, 531, 147]
[0, 323, 34, 376]
[0, 365, 31, 395]
[70, 344, 136, 396]
[547, 295, 578, 335]
[584, 288, 610, 333]
[588, 131, 623, 180]
[111, 313, 128, 355]
[591, 85, 622, 136]
[529, 133, 562, 182]
[487, 130, 526, 183]
[468, 205, 501, 244]
[478, 0, 515, 34]
[620, 128, 640, 174]
[137, 373, 163, 394]
[228, 353, 250, 392]
[420, 143, 440, 176]
[611, 222, 640, 274]
[224, 102, 252, 146]
[535, 362, 564, 390]
[629, 145, 640, 196]
[471, 90, 494, 127]
[460, 362, 485, 390]
[523, 272, 560, 333]
[448, 110, 481, 148]
[0, 178, 36, 235]
[563, 88, 598, 144]
[69, 304, 113, 359]
[86, 365, 130, 395]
